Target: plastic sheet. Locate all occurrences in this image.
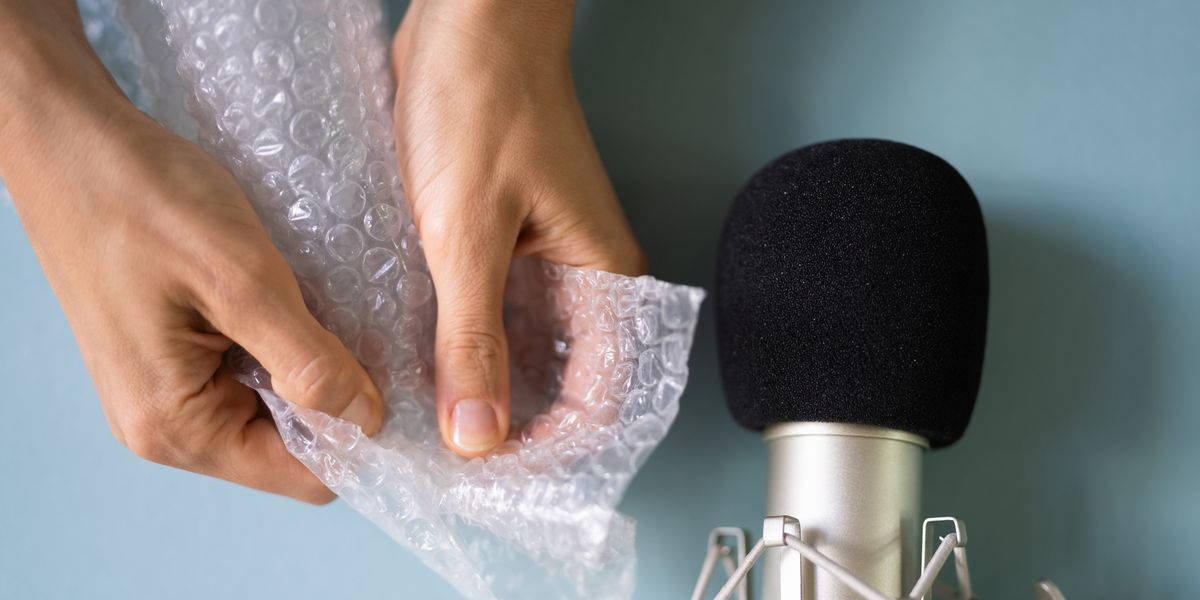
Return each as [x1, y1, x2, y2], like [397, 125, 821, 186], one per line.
[80, 1, 704, 597]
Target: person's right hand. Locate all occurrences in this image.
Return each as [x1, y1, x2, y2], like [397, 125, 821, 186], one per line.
[0, 0, 383, 503]
[391, 0, 647, 458]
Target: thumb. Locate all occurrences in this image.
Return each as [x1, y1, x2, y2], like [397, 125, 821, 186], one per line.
[205, 262, 385, 436]
[421, 212, 513, 456]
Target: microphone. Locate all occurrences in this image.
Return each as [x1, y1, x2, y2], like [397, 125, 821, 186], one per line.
[713, 139, 989, 599]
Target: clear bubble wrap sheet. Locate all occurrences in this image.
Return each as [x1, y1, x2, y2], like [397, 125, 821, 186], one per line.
[80, 0, 704, 597]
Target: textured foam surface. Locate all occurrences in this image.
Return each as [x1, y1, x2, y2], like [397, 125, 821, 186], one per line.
[80, 1, 704, 598]
[716, 139, 987, 447]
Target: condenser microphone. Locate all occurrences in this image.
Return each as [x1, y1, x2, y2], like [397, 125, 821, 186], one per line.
[714, 139, 989, 599]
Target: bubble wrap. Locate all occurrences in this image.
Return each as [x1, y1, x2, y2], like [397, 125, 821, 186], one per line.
[79, 1, 704, 598]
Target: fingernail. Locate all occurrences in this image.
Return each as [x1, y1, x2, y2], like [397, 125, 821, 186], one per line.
[450, 399, 501, 452]
[340, 393, 375, 432]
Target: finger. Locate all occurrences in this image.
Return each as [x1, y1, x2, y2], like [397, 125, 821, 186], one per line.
[231, 416, 336, 504]
[201, 254, 385, 436]
[420, 208, 517, 457]
[207, 370, 335, 504]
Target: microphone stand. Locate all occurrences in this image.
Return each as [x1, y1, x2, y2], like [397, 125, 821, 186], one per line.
[692, 516, 1068, 600]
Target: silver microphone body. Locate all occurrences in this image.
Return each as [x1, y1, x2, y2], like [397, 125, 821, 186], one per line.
[762, 423, 928, 600]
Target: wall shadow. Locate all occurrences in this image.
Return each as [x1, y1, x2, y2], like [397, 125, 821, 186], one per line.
[567, 1, 859, 596]
[925, 207, 1165, 598]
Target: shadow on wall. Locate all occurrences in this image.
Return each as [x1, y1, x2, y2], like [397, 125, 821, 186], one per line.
[569, 1, 823, 596]
[926, 208, 1165, 599]
[572, 0, 837, 279]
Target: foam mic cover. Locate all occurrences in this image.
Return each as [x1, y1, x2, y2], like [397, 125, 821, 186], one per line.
[716, 139, 988, 447]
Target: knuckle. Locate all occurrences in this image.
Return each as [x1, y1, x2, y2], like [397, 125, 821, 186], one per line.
[122, 417, 171, 464]
[441, 328, 506, 374]
[125, 436, 167, 463]
[168, 426, 216, 468]
[120, 405, 215, 469]
[288, 352, 354, 408]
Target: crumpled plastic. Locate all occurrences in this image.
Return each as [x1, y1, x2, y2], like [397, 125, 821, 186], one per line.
[79, 0, 704, 598]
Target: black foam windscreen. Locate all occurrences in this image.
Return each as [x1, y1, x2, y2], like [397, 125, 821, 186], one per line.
[715, 139, 988, 448]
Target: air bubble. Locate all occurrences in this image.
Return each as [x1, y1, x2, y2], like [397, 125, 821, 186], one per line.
[252, 128, 285, 162]
[362, 287, 397, 325]
[253, 0, 296, 34]
[661, 287, 695, 330]
[251, 85, 290, 124]
[286, 197, 324, 237]
[213, 14, 250, 49]
[325, 266, 362, 304]
[326, 181, 366, 219]
[397, 271, 433, 306]
[287, 155, 331, 197]
[362, 247, 400, 283]
[329, 93, 366, 129]
[365, 160, 395, 196]
[291, 64, 332, 106]
[251, 39, 294, 81]
[289, 109, 328, 151]
[392, 313, 423, 340]
[324, 306, 361, 343]
[291, 240, 325, 277]
[327, 135, 367, 173]
[219, 103, 253, 141]
[362, 203, 404, 241]
[358, 329, 390, 367]
[293, 21, 333, 56]
[325, 224, 364, 262]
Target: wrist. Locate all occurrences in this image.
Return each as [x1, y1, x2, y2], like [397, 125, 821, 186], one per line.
[0, 40, 136, 183]
[0, 64, 148, 218]
[0, 0, 99, 121]
[0, 3, 129, 149]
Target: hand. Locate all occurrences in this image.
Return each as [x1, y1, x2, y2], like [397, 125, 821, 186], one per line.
[391, 0, 647, 457]
[0, 2, 384, 503]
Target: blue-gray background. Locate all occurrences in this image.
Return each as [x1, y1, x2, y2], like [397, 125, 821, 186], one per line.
[3, 1, 1198, 598]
